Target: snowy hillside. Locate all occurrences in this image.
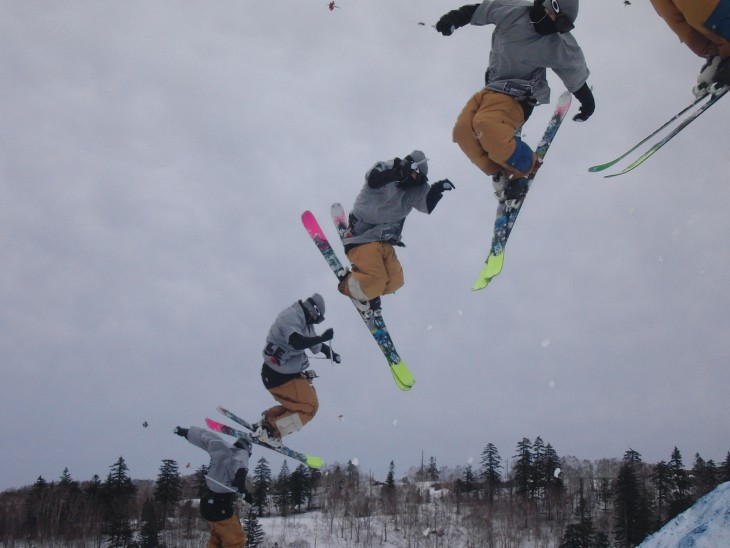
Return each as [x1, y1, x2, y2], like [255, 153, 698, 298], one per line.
[639, 481, 730, 547]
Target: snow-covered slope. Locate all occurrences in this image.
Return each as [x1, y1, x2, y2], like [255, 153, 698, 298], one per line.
[640, 482, 730, 548]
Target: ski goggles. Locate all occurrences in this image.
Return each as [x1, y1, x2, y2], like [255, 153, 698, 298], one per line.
[549, 0, 575, 33]
[409, 157, 429, 173]
[306, 298, 324, 321]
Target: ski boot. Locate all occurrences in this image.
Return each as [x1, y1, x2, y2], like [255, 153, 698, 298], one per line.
[251, 416, 282, 448]
[492, 172, 528, 209]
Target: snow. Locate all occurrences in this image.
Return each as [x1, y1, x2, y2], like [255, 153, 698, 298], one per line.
[639, 482, 730, 548]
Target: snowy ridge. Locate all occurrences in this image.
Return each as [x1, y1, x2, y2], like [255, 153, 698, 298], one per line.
[639, 481, 730, 547]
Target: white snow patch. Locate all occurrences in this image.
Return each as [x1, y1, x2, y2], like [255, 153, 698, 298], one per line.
[639, 482, 730, 548]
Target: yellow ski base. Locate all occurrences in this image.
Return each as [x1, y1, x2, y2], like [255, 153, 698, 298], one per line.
[472, 252, 505, 291]
[390, 361, 415, 391]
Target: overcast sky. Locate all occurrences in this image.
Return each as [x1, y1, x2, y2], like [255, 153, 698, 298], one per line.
[2, 1, 729, 491]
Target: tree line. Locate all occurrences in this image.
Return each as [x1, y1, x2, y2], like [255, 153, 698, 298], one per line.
[1, 439, 729, 547]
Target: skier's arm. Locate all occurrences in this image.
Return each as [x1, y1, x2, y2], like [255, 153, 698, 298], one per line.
[436, 4, 479, 36]
[320, 343, 342, 363]
[425, 180, 455, 213]
[288, 328, 334, 350]
[366, 159, 408, 189]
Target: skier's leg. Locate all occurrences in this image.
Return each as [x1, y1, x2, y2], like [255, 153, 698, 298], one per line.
[453, 89, 505, 176]
[266, 378, 319, 438]
[343, 242, 389, 300]
[471, 91, 535, 177]
[381, 244, 404, 295]
[213, 515, 245, 548]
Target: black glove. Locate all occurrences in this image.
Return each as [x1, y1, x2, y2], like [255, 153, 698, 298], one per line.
[232, 468, 248, 494]
[242, 490, 254, 504]
[174, 426, 188, 438]
[433, 179, 455, 192]
[319, 328, 334, 342]
[332, 352, 342, 364]
[392, 157, 411, 182]
[436, 5, 478, 36]
[572, 83, 595, 122]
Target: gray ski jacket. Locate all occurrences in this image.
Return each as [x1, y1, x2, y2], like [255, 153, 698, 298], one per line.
[186, 426, 249, 494]
[472, 0, 589, 105]
[262, 302, 321, 375]
[343, 159, 431, 248]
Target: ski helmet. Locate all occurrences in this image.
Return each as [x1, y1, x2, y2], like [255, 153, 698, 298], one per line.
[406, 150, 428, 176]
[302, 293, 325, 323]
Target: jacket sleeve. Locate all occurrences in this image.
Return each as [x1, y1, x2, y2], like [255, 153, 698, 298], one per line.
[649, 0, 716, 57]
[186, 426, 226, 454]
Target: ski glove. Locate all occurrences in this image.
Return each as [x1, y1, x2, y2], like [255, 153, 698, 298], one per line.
[174, 426, 188, 438]
[426, 179, 455, 213]
[436, 4, 478, 36]
[332, 352, 341, 364]
[319, 328, 334, 342]
[572, 83, 595, 122]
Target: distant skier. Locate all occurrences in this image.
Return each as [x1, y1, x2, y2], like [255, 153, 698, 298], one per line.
[337, 151, 454, 311]
[173, 426, 251, 548]
[435, 0, 595, 203]
[649, 0, 730, 95]
[254, 293, 340, 448]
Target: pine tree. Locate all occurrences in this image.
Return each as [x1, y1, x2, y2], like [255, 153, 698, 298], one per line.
[721, 452, 730, 483]
[385, 460, 396, 490]
[461, 463, 478, 498]
[612, 458, 651, 547]
[480, 443, 502, 504]
[154, 458, 181, 525]
[307, 467, 321, 510]
[691, 453, 718, 498]
[102, 456, 137, 547]
[252, 457, 271, 517]
[194, 464, 210, 497]
[244, 506, 265, 547]
[668, 447, 691, 516]
[288, 464, 309, 513]
[651, 460, 671, 522]
[273, 461, 290, 516]
[138, 497, 160, 548]
[513, 438, 533, 500]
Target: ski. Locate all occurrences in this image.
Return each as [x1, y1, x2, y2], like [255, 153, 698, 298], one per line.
[206, 412, 324, 469]
[331, 202, 352, 240]
[590, 88, 727, 177]
[473, 91, 572, 291]
[301, 209, 415, 391]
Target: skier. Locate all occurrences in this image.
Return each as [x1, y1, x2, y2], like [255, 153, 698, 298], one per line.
[173, 425, 251, 548]
[255, 293, 340, 448]
[435, 0, 595, 203]
[337, 150, 454, 311]
[649, 0, 730, 94]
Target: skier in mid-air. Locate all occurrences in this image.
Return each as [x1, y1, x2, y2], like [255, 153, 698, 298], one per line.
[254, 293, 339, 448]
[435, 0, 595, 203]
[649, 0, 730, 95]
[336, 150, 454, 311]
[173, 426, 251, 548]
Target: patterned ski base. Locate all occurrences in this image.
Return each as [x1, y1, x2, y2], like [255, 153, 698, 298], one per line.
[473, 91, 573, 291]
[207, 409, 324, 469]
[302, 209, 414, 391]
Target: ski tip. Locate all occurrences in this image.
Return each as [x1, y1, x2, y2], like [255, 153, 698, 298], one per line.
[391, 362, 415, 391]
[305, 456, 326, 469]
[472, 278, 490, 291]
[205, 418, 222, 431]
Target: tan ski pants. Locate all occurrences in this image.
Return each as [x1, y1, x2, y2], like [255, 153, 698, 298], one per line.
[207, 514, 245, 548]
[341, 241, 404, 300]
[264, 377, 319, 438]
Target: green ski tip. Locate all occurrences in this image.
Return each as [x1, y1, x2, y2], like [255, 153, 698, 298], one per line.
[305, 455, 325, 469]
[390, 361, 415, 391]
[472, 253, 504, 291]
